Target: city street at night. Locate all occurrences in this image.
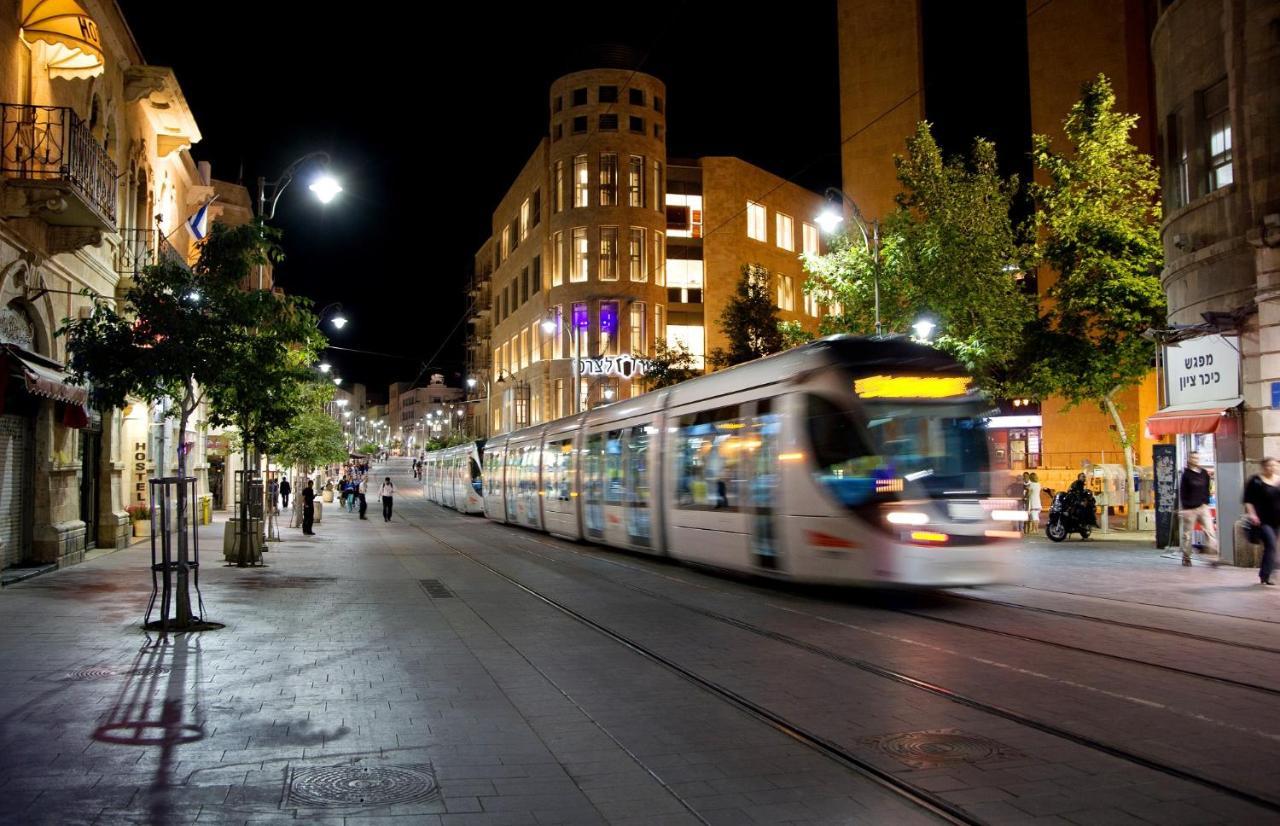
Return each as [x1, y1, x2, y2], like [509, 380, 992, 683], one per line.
[0, 460, 1277, 825]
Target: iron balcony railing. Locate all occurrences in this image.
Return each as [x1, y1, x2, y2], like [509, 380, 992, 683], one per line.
[116, 227, 156, 276]
[0, 103, 118, 225]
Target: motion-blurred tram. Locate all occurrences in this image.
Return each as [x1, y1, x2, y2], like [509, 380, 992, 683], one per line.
[423, 336, 1022, 587]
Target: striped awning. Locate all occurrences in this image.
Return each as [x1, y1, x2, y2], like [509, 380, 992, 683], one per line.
[3, 344, 88, 406]
[20, 0, 104, 80]
[1146, 398, 1242, 436]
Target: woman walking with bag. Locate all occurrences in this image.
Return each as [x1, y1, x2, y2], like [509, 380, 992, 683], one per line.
[1243, 457, 1280, 586]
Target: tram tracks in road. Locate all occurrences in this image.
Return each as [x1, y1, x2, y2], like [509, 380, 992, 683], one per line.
[401, 515, 976, 825]
[942, 591, 1280, 656]
[409, 510, 1280, 816]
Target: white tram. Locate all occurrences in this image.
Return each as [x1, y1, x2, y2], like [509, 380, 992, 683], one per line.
[424, 337, 1022, 587]
[423, 440, 484, 514]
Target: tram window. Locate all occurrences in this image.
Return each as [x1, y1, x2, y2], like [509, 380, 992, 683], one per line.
[470, 454, 482, 494]
[627, 425, 649, 509]
[806, 394, 879, 507]
[676, 405, 747, 511]
[605, 430, 624, 505]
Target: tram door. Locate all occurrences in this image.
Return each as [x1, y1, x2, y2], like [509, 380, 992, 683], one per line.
[625, 425, 652, 548]
[748, 398, 784, 570]
[584, 433, 605, 540]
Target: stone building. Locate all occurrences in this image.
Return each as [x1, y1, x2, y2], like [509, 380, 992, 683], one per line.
[465, 64, 827, 437]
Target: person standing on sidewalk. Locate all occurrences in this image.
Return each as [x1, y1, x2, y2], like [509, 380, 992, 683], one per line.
[1243, 457, 1280, 586]
[301, 481, 316, 535]
[1178, 451, 1217, 565]
[380, 477, 396, 522]
[280, 477, 291, 509]
[358, 475, 368, 519]
[1025, 473, 1042, 535]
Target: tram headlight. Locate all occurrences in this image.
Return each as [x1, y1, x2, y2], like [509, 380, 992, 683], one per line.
[991, 509, 1028, 522]
[886, 511, 929, 526]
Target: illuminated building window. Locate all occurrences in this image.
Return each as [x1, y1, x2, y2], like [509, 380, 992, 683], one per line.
[1204, 78, 1232, 191]
[500, 225, 511, 260]
[520, 328, 530, 370]
[630, 116, 644, 134]
[599, 153, 618, 206]
[554, 161, 565, 213]
[574, 155, 589, 207]
[776, 212, 794, 251]
[629, 228, 646, 282]
[552, 305, 564, 359]
[655, 304, 666, 342]
[776, 274, 794, 311]
[653, 230, 665, 286]
[600, 301, 620, 355]
[572, 228, 589, 282]
[804, 287, 819, 318]
[572, 87, 587, 106]
[628, 155, 645, 207]
[667, 323, 704, 368]
[667, 257, 704, 303]
[530, 324, 541, 364]
[599, 85, 617, 103]
[573, 302, 589, 355]
[599, 113, 618, 132]
[520, 198, 530, 241]
[552, 231, 564, 286]
[630, 301, 647, 355]
[600, 227, 619, 281]
[747, 201, 767, 241]
[802, 222, 818, 256]
[573, 116, 586, 134]
[666, 194, 702, 238]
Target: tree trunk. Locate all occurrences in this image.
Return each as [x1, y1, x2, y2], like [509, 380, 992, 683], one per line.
[1103, 392, 1140, 531]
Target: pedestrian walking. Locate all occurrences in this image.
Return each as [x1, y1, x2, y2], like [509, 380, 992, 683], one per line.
[1025, 472, 1042, 534]
[1243, 457, 1280, 586]
[301, 481, 316, 535]
[268, 478, 279, 513]
[380, 477, 396, 522]
[358, 476, 368, 519]
[1178, 451, 1217, 565]
[280, 477, 291, 509]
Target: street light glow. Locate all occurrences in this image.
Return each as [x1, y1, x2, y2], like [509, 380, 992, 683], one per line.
[912, 318, 936, 343]
[309, 174, 343, 204]
[815, 208, 844, 234]
[541, 319, 557, 334]
[333, 377, 343, 385]
[467, 377, 477, 388]
[330, 313, 348, 330]
[319, 361, 331, 373]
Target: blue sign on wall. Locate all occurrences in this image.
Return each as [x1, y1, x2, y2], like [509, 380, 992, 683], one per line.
[1272, 382, 1280, 408]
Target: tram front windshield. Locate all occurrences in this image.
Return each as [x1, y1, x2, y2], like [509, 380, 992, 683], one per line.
[807, 393, 990, 506]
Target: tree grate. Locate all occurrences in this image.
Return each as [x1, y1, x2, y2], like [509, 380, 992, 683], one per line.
[286, 763, 440, 808]
[418, 579, 454, 599]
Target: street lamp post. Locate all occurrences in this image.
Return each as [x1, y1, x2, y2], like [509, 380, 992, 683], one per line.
[815, 187, 882, 338]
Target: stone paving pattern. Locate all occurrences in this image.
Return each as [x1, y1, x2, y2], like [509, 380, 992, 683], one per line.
[0, 458, 1276, 825]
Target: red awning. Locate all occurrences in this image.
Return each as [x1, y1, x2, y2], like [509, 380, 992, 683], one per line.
[1146, 400, 1240, 436]
[2, 344, 90, 427]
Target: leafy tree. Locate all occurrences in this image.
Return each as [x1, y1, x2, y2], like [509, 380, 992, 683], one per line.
[359, 441, 380, 456]
[803, 122, 1034, 393]
[1026, 75, 1165, 526]
[266, 382, 347, 476]
[709, 264, 785, 369]
[641, 339, 700, 390]
[778, 320, 817, 349]
[58, 221, 285, 626]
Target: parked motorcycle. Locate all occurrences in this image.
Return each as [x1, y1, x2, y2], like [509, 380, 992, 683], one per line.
[1046, 487, 1097, 542]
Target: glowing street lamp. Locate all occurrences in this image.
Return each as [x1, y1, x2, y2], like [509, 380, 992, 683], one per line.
[912, 318, 936, 343]
[309, 174, 343, 204]
[319, 361, 331, 373]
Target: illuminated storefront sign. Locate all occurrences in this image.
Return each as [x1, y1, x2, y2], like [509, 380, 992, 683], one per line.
[854, 375, 973, 399]
[577, 355, 652, 378]
[133, 440, 148, 505]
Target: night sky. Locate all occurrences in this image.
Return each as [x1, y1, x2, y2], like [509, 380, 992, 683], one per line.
[118, 1, 1030, 401]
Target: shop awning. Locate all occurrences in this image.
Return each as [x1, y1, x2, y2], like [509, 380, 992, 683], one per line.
[19, 0, 104, 80]
[1146, 398, 1242, 436]
[3, 344, 88, 406]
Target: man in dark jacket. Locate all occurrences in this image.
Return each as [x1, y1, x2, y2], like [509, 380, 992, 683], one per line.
[280, 478, 291, 509]
[1179, 451, 1217, 565]
[301, 482, 316, 536]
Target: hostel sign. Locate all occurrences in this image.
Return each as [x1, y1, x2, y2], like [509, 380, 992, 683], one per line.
[577, 355, 652, 378]
[133, 440, 148, 505]
[1164, 335, 1240, 407]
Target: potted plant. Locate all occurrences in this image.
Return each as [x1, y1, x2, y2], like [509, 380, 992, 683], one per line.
[126, 504, 152, 538]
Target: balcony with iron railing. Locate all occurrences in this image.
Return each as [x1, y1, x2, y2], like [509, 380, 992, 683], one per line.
[1, 103, 118, 235]
[115, 229, 191, 283]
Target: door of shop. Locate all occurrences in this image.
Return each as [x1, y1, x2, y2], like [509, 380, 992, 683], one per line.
[0, 413, 34, 568]
[79, 417, 101, 550]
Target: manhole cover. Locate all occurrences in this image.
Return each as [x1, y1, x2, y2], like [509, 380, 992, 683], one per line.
[64, 667, 118, 681]
[129, 666, 172, 677]
[419, 579, 453, 599]
[286, 764, 439, 808]
[864, 729, 1022, 769]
